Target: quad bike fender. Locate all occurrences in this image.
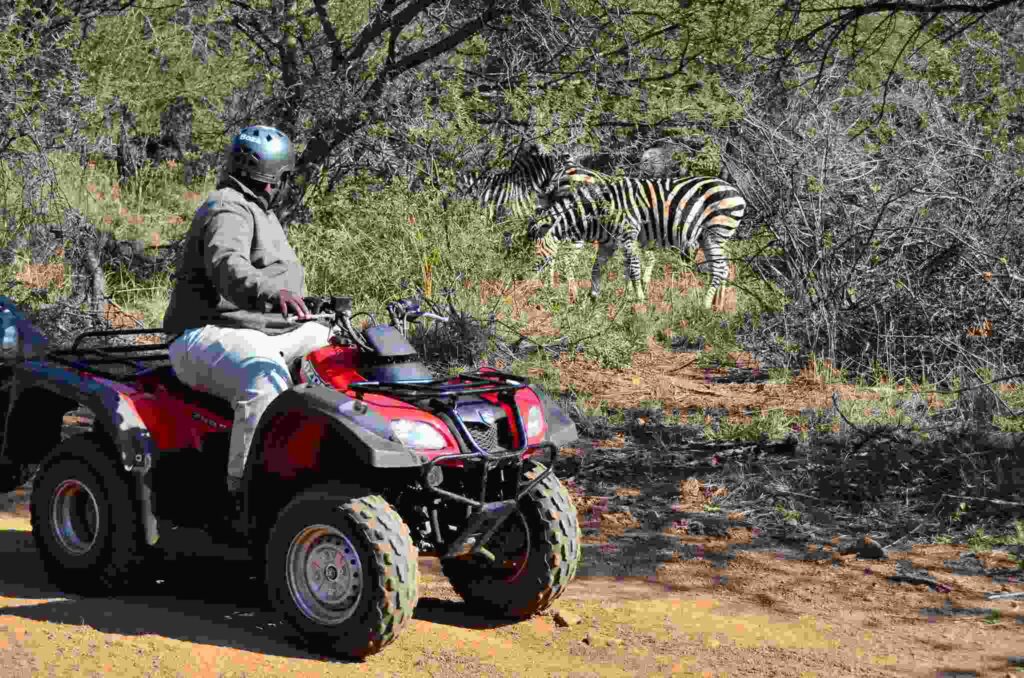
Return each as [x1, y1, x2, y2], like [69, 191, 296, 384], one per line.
[1, 361, 156, 473]
[530, 386, 579, 448]
[0, 361, 160, 545]
[250, 383, 425, 481]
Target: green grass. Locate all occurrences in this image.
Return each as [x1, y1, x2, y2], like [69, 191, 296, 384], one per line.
[104, 267, 175, 328]
[774, 503, 802, 523]
[4, 144, 789, 380]
[964, 521, 1024, 564]
[1, 150, 213, 324]
[707, 408, 797, 442]
[992, 381, 1024, 432]
[829, 388, 943, 429]
[766, 367, 793, 384]
[935, 521, 1024, 568]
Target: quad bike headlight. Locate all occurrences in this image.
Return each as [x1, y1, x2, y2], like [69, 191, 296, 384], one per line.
[526, 405, 544, 439]
[391, 419, 448, 450]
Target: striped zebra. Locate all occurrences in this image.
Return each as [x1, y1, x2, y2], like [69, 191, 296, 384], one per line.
[456, 143, 560, 222]
[529, 160, 746, 309]
[456, 144, 599, 287]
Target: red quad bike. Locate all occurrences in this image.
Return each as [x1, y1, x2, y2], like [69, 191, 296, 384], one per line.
[0, 295, 582, 658]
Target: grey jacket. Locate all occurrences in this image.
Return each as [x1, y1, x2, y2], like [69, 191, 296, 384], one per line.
[163, 177, 307, 335]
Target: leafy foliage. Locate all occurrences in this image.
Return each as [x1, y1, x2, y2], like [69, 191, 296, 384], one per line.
[2, 0, 1023, 399]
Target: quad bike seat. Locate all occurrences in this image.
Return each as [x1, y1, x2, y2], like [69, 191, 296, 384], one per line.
[139, 365, 237, 421]
[360, 325, 435, 383]
[363, 325, 418, 358]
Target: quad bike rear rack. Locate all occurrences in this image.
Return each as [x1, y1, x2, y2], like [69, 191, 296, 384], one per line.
[45, 327, 173, 380]
[349, 371, 558, 561]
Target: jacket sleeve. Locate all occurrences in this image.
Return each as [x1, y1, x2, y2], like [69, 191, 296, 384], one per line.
[202, 201, 293, 309]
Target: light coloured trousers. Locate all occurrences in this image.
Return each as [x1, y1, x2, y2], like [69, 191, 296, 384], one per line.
[168, 322, 331, 482]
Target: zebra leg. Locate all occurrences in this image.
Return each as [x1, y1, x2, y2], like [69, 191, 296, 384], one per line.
[564, 241, 582, 302]
[623, 238, 644, 302]
[590, 241, 616, 299]
[700, 233, 731, 310]
[640, 243, 656, 297]
[533, 233, 558, 287]
[550, 241, 557, 287]
[641, 260, 655, 289]
[534, 247, 555, 285]
[534, 257, 553, 283]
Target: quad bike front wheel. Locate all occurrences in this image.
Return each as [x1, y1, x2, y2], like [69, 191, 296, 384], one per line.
[29, 434, 147, 595]
[441, 461, 582, 618]
[265, 487, 419, 659]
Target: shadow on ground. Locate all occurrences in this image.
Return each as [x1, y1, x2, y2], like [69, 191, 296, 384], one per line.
[0, 525, 519, 663]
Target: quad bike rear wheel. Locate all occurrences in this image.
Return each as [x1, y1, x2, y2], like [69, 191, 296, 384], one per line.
[441, 461, 581, 618]
[29, 434, 147, 595]
[265, 486, 419, 659]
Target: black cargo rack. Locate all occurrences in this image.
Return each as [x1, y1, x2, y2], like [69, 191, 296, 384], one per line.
[45, 327, 174, 381]
[349, 370, 533, 458]
[347, 370, 528, 401]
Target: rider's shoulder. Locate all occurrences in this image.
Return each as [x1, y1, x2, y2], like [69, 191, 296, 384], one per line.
[197, 187, 251, 218]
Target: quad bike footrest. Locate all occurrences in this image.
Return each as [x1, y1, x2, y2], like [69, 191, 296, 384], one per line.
[442, 498, 519, 561]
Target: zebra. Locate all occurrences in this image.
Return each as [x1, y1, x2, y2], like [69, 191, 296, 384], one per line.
[529, 160, 747, 309]
[456, 144, 601, 289]
[456, 143, 560, 222]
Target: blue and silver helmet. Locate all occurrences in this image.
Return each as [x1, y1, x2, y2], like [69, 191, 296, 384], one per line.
[225, 125, 296, 185]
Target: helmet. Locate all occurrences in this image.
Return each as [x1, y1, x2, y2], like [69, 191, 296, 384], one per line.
[225, 125, 295, 185]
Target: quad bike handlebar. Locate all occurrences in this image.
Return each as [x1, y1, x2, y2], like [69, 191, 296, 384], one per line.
[284, 296, 448, 354]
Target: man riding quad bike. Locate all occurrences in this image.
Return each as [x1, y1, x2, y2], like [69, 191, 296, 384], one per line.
[0, 126, 582, 659]
[162, 124, 327, 497]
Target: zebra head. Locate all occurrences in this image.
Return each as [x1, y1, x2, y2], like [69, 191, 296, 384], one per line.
[508, 143, 560, 194]
[526, 212, 555, 241]
[455, 170, 481, 197]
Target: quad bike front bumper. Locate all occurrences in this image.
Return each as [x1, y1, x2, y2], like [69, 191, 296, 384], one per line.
[420, 442, 559, 562]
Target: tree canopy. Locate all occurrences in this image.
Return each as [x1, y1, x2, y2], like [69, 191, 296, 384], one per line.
[2, 0, 1023, 381]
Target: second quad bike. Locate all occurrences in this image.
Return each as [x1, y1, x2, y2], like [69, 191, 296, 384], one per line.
[0, 295, 582, 658]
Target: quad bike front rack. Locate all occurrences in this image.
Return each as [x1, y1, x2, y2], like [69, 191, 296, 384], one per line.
[348, 369, 531, 457]
[348, 370, 557, 561]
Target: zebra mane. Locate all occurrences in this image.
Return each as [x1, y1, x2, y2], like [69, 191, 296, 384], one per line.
[539, 153, 616, 206]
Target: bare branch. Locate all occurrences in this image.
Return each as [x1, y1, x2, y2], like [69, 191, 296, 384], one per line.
[346, 0, 430, 67]
[365, 3, 506, 102]
[311, 0, 345, 71]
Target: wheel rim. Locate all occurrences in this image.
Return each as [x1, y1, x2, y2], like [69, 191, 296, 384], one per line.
[51, 479, 100, 556]
[285, 524, 364, 626]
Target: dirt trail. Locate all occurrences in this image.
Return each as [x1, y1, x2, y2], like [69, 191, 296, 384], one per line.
[1, 271, 1021, 675]
[1, 490, 1021, 678]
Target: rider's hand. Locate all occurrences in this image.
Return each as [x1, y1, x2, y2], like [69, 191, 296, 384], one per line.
[278, 290, 310, 320]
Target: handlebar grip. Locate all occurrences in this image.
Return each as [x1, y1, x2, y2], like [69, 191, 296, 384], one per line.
[285, 312, 334, 323]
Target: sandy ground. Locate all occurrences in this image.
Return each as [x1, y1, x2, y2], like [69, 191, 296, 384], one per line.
[1, 485, 1022, 678]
